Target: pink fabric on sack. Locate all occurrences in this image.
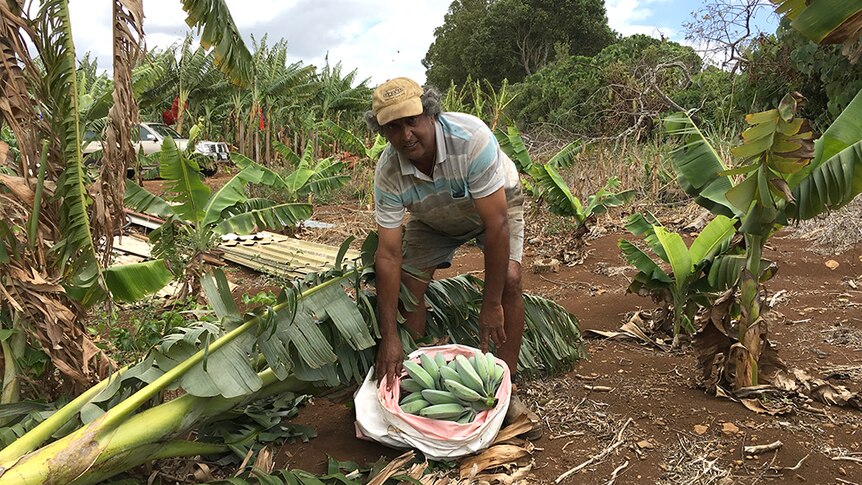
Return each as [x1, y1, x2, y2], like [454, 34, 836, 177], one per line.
[377, 344, 512, 441]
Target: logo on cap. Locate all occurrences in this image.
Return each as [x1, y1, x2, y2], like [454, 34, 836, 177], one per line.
[382, 87, 404, 99]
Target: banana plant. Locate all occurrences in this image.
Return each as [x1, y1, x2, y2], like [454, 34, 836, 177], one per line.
[0, 0, 256, 394]
[0, 234, 584, 483]
[119, 137, 312, 300]
[619, 213, 737, 348]
[495, 124, 635, 238]
[664, 88, 862, 389]
[319, 119, 387, 162]
[270, 139, 351, 202]
[770, 0, 862, 61]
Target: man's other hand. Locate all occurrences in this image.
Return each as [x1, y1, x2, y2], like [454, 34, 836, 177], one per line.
[375, 335, 404, 390]
[479, 301, 506, 352]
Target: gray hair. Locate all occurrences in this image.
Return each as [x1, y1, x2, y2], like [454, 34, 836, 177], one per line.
[365, 86, 443, 133]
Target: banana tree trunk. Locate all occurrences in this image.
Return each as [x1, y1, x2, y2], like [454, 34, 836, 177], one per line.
[0, 314, 25, 408]
[1, 370, 310, 485]
[265, 107, 271, 164]
[0, 272, 353, 484]
[732, 234, 765, 389]
[176, 89, 189, 135]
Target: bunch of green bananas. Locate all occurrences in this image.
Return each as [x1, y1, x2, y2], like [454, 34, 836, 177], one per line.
[398, 351, 506, 424]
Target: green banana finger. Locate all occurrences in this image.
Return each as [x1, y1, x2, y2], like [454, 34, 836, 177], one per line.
[444, 378, 484, 402]
[484, 353, 499, 393]
[439, 366, 461, 383]
[473, 350, 489, 387]
[403, 360, 435, 389]
[421, 389, 463, 405]
[400, 399, 431, 414]
[400, 378, 424, 393]
[419, 353, 440, 388]
[419, 403, 468, 420]
[434, 352, 448, 369]
[454, 354, 486, 394]
[400, 391, 425, 405]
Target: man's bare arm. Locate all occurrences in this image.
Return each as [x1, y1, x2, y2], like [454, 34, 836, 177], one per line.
[374, 225, 404, 388]
[473, 187, 510, 351]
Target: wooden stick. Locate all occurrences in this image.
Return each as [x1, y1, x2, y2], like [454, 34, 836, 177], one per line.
[769, 453, 809, 472]
[555, 418, 633, 483]
[585, 385, 614, 392]
[605, 460, 630, 485]
[744, 441, 783, 455]
[833, 456, 862, 465]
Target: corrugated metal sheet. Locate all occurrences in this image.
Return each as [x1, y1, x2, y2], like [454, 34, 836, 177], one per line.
[112, 223, 357, 279]
[218, 232, 360, 277]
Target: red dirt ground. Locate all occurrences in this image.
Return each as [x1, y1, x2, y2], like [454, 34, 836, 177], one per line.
[261, 208, 862, 484]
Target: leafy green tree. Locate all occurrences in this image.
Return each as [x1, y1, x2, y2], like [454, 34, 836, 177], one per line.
[726, 24, 858, 125]
[510, 35, 703, 136]
[423, 0, 615, 87]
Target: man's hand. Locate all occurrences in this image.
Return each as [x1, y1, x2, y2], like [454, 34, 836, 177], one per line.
[479, 301, 506, 353]
[375, 335, 404, 390]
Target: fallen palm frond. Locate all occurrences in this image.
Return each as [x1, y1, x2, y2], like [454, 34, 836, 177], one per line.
[423, 274, 586, 376]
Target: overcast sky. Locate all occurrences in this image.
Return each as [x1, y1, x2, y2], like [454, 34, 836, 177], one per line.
[68, 0, 779, 87]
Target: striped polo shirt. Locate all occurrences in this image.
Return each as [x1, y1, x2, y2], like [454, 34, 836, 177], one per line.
[374, 112, 521, 237]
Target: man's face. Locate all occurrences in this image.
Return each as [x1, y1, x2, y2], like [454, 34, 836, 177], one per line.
[381, 114, 436, 164]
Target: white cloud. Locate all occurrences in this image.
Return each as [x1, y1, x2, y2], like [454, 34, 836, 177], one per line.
[605, 0, 676, 38]
[68, 0, 450, 86]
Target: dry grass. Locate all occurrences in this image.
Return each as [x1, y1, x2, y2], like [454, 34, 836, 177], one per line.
[790, 198, 862, 255]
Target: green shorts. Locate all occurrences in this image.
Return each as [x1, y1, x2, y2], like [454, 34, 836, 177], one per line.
[403, 196, 525, 270]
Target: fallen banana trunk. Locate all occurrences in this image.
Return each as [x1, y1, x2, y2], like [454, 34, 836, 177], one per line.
[0, 268, 348, 484]
[2, 371, 309, 485]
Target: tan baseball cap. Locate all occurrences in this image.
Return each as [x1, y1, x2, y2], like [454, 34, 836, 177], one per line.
[372, 77, 424, 125]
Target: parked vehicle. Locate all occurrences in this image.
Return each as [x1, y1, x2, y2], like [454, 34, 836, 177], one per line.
[84, 122, 230, 176]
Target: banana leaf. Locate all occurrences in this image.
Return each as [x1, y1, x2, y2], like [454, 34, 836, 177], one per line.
[319, 120, 367, 158]
[201, 169, 254, 227]
[530, 163, 584, 219]
[786, 89, 862, 219]
[104, 259, 174, 302]
[787, 87, 862, 187]
[546, 140, 583, 169]
[272, 140, 301, 167]
[788, 141, 862, 219]
[494, 125, 533, 173]
[653, 227, 692, 293]
[618, 239, 672, 283]
[124, 179, 172, 218]
[423, 274, 585, 377]
[212, 202, 312, 235]
[159, 137, 211, 223]
[623, 212, 668, 261]
[181, 0, 254, 87]
[231, 153, 290, 190]
[664, 113, 738, 217]
[774, 0, 862, 44]
[300, 174, 350, 198]
[689, 215, 737, 264]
